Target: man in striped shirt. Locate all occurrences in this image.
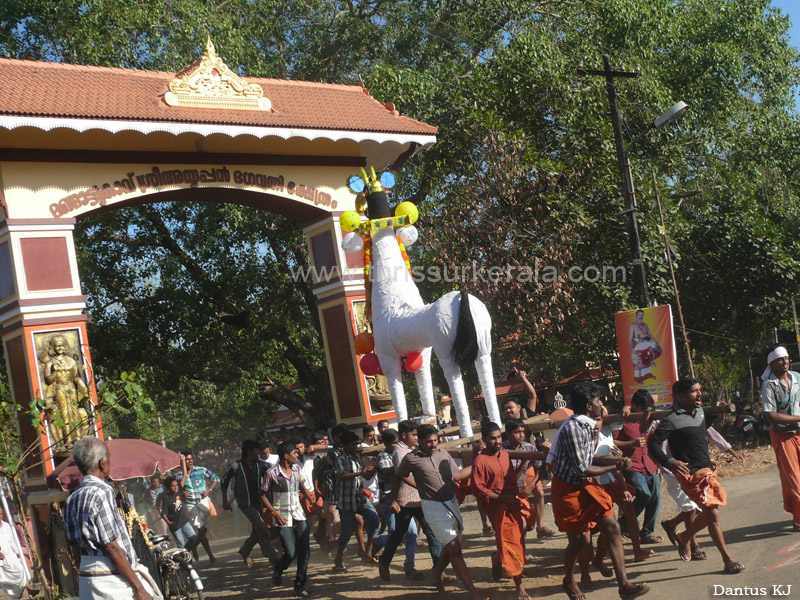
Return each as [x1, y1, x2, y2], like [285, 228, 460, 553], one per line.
[333, 431, 380, 572]
[65, 436, 158, 600]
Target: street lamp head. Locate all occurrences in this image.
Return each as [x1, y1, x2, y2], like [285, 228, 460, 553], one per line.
[653, 101, 689, 129]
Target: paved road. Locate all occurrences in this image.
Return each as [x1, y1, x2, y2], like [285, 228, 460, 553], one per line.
[193, 466, 800, 600]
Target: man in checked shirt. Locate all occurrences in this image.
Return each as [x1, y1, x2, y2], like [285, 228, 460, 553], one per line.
[65, 436, 160, 600]
[332, 431, 381, 572]
[549, 383, 648, 600]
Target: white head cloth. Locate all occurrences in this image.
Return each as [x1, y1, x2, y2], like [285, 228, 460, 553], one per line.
[762, 346, 789, 380]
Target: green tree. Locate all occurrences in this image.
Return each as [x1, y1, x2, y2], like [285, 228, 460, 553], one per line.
[0, 0, 798, 437]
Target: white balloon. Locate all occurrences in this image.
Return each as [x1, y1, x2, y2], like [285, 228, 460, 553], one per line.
[396, 225, 418, 246]
[341, 231, 364, 254]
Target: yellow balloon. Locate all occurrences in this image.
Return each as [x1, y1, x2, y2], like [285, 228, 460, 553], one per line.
[339, 210, 361, 232]
[395, 201, 419, 224]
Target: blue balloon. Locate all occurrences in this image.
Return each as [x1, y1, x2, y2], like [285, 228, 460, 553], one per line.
[380, 171, 396, 189]
[348, 175, 365, 194]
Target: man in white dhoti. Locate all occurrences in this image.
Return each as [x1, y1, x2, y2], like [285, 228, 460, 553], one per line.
[0, 506, 33, 599]
[391, 424, 489, 600]
[65, 436, 161, 600]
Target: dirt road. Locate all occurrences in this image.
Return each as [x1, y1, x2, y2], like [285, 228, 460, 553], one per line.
[191, 465, 800, 600]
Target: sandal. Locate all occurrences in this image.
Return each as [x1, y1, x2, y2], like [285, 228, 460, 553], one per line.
[661, 521, 678, 547]
[562, 578, 586, 600]
[332, 564, 348, 573]
[691, 547, 708, 561]
[634, 549, 655, 562]
[619, 582, 650, 599]
[677, 536, 691, 562]
[724, 561, 745, 574]
[482, 524, 494, 536]
[641, 535, 662, 544]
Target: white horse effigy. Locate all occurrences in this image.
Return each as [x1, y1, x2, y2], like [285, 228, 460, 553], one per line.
[340, 169, 501, 437]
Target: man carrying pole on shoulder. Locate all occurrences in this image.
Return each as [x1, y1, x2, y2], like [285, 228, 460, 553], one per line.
[549, 383, 648, 600]
[648, 378, 744, 574]
[472, 421, 545, 600]
[391, 424, 488, 600]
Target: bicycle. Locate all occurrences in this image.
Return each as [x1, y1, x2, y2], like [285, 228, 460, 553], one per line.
[146, 530, 205, 600]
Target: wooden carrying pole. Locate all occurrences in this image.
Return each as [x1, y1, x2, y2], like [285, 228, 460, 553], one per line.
[435, 404, 734, 457]
[362, 405, 733, 458]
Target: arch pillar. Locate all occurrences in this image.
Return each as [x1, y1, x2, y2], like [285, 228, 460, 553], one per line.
[304, 215, 396, 427]
[0, 218, 101, 485]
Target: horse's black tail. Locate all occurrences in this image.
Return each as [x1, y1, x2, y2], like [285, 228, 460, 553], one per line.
[452, 290, 479, 370]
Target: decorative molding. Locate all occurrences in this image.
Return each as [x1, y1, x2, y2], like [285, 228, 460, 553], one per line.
[0, 148, 365, 167]
[0, 116, 437, 147]
[165, 38, 271, 111]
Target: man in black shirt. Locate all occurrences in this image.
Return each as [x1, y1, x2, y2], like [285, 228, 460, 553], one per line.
[648, 378, 744, 574]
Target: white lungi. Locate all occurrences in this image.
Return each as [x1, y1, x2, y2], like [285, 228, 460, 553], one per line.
[188, 499, 211, 530]
[0, 556, 26, 599]
[0, 521, 26, 599]
[420, 497, 463, 545]
[79, 555, 162, 600]
[662, 467, 698, 512]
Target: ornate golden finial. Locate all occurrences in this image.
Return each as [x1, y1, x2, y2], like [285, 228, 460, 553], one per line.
[164, 38, 272, 111]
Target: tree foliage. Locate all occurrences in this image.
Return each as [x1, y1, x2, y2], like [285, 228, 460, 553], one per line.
[0, 0, 798, 444]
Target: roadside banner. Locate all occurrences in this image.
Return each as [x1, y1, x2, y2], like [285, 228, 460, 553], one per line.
[615, 305, 678, 405]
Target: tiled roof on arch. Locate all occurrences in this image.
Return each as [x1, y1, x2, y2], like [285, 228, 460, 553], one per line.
[0, 57, 437, 136]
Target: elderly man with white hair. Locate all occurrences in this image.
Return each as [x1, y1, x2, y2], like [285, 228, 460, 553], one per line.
[64, 436, 160, 600]
[761, 344, 800, 531]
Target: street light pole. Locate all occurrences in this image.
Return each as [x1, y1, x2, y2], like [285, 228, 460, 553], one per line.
[581, 55, 649, 308]
[606, 67, 650, 308]
[580, 56, 689, 309]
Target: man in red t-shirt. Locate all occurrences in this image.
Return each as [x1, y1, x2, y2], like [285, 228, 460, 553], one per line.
[613, 390, 662, 544]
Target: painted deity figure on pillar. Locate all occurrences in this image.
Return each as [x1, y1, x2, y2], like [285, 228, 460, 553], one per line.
[37, 333, 90, 453]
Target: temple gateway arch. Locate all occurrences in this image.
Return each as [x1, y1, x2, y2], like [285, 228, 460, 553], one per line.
[0, 41, 436, 509]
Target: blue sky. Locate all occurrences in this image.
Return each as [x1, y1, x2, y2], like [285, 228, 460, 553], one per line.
[771, 0, 799, 106]
[773, 0, 799, 58]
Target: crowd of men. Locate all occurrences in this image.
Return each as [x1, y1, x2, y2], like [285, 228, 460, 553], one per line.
[43, 344, 800, 600]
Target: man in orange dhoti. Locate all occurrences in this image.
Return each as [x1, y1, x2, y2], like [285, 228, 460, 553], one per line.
[549, 383, 648, 600]
[760, 345, 800, 530]
[648, 378, 744, 574]
[472, 422, 545, 600]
